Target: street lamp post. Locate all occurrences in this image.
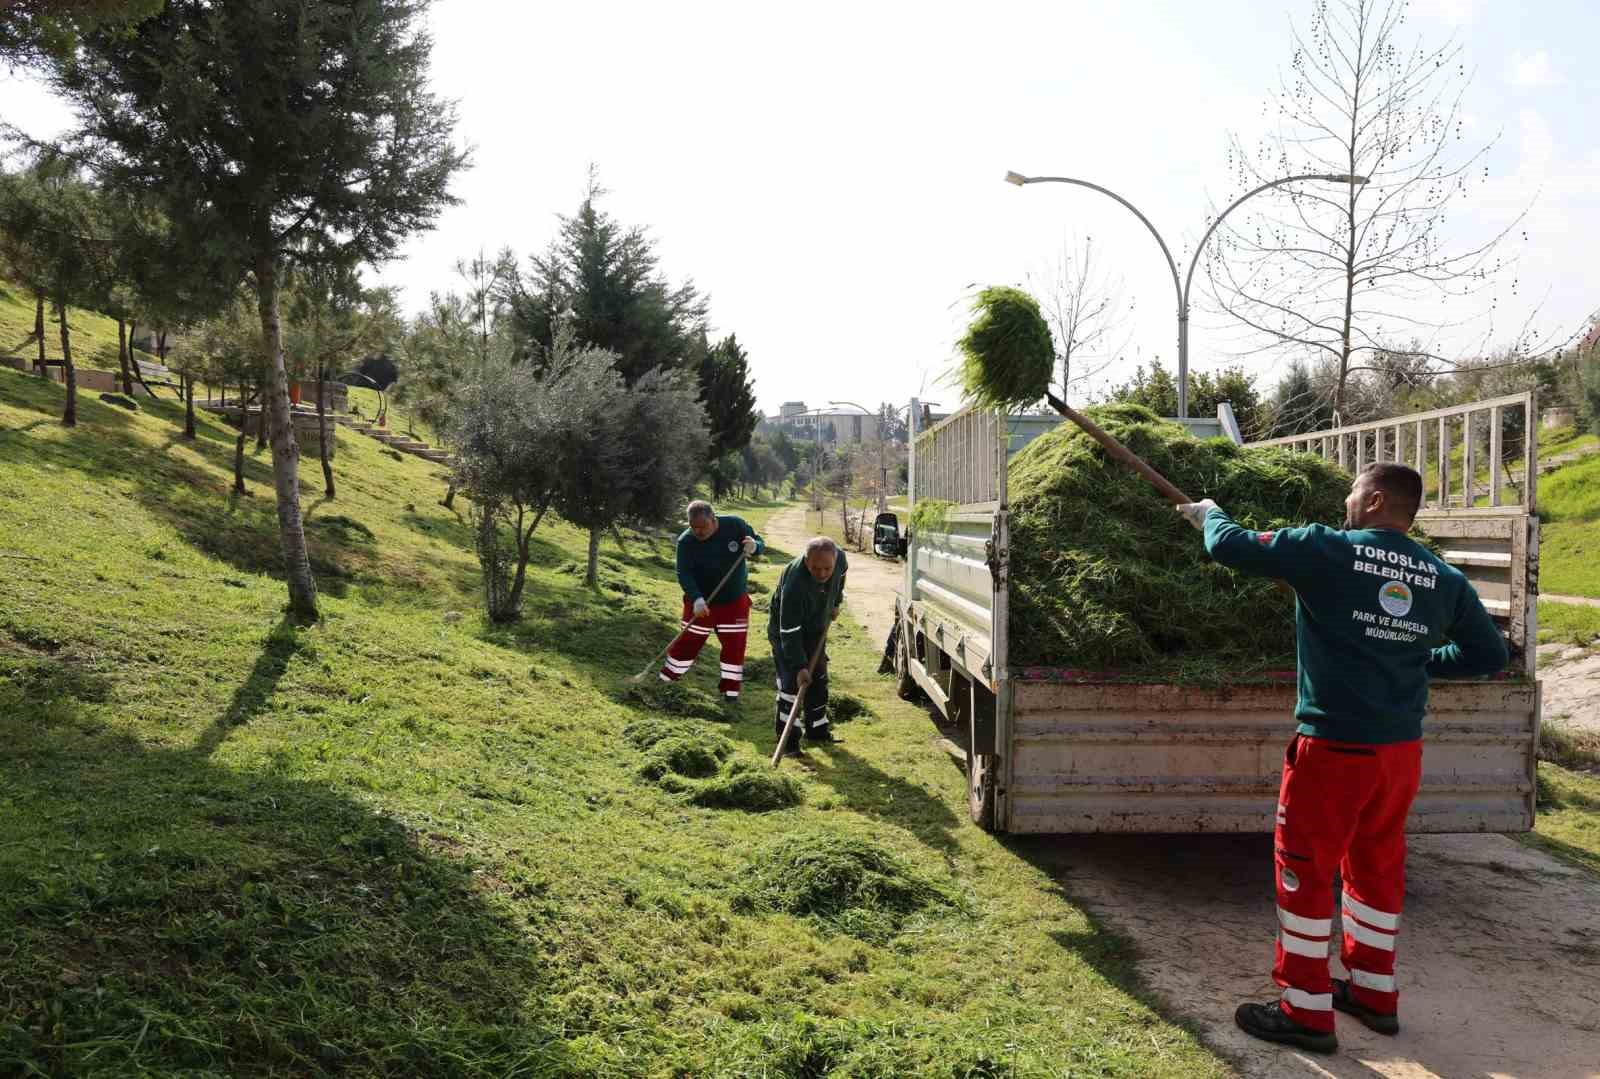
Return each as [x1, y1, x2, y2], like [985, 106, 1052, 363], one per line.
[1004, 170, 1367, 417]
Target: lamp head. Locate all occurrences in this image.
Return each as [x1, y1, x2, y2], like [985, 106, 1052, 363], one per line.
[1004, 171, 1028, 187]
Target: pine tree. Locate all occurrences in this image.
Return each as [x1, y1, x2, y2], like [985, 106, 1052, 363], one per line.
[509, 170, 707, 385]
[38, 0, 467, 620]
[697, 333, 759, 461]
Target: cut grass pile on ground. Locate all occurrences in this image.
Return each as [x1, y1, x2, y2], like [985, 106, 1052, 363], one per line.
[1, 366, 1227, 1075]
[1006, 403, 1349, 676]
[734, 833, 954, 943]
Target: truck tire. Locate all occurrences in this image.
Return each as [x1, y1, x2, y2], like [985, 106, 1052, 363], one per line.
[966, 747, 998, 831]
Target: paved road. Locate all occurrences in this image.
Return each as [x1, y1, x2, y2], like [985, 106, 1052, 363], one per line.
[804, 511, 1600, 1078]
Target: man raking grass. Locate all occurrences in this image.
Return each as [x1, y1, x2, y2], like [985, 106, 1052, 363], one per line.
[653, 500, 764, 704]
[768, 537, 848, 758]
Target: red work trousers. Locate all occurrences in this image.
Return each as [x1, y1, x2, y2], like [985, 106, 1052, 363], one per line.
[1273, 733, 1422, 1032]
[658, 593, 750, 697]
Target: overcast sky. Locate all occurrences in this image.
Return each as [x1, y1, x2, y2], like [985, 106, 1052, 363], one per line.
[4, 0, 1596, 416]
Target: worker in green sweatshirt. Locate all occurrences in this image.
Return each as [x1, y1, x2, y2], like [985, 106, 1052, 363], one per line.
[1177, 461, 1507, 1056]
[660, 500, 764, 700]
[767, 536, 848, 756]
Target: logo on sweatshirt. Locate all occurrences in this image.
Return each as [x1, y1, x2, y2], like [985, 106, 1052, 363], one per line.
[1378, 581, 1414, 617]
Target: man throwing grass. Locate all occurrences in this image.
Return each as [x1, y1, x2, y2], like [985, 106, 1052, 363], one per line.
[768, 536, 848, 756]
[660, 500, 764, 703]
[1177, 462, 1507, 1055]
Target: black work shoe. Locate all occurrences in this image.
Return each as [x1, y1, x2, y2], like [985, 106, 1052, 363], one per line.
[806, 729, 842, 746]
[1234, 1002, 1337, 1054]
[1332, 979, 1399, 1035]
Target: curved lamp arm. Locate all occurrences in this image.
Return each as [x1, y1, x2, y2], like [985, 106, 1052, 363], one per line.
[1005, 171, 1183, 319]
[1182, 173, 1368, 308]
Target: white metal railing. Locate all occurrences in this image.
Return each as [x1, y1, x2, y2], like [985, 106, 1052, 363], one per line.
[912, 406, 1008, 507]
[1247, 391, 1538, 514]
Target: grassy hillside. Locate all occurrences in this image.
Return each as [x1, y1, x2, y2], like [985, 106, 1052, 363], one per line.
[0, 368, 1225, 1076]
[0, 278, 161, 377]
[1538, 450, 1600, 598]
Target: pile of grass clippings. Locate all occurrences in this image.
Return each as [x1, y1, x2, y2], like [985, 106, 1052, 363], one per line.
[1007, 403, 1350, 679]
[829, 692, 873, 723]
[638, 734, 733, 781]
[616, 680, 726, 720]
[733, 833, 950, 942]
[666, 760, 804, 812]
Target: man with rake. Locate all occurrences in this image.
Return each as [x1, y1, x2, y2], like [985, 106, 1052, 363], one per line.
[659, 500, 764, 704]
[1178, 462, 1507, 1055]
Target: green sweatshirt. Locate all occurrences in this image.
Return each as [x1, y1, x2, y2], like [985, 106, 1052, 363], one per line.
[767, 551, 849, 671]
[675, 515, 764, 605]
[1203, 507, 1508, 744]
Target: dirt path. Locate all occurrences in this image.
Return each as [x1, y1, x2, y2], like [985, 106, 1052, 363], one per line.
[1539, 642, 1600, 736]
[809, 532, 1600, 1076]
[1545, 593, 1600, 609]
[764, 503, 902, 656]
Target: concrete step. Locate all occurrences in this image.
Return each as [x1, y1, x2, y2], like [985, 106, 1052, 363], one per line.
[390, 440, 430, 452]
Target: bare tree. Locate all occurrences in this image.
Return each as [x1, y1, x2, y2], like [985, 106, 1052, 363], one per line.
[1028, 235, 1130, 404]
[1209, 0, 1530, 425]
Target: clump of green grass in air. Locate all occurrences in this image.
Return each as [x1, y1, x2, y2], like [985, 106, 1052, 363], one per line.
[955, 286, 1055, 411]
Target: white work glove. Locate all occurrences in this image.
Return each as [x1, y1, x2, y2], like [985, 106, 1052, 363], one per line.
[692, 597, 710, 619]
[1175, 499, 1219, 530]
[741, 535, 758, 557]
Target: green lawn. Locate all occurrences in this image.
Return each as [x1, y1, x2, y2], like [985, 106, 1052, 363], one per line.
[1522, 765, 1600, 876]
[1537, 601, 1600, 648]
[0, 367, 1223, 1076]
[1537, 451, 1600, 598]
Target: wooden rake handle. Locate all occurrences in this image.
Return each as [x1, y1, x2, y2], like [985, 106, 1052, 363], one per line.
[771, 603, 836, 767]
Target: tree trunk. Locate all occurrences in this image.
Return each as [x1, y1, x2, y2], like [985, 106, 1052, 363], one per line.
[57, 302, 76, 427]
[254, 252, 319, 621]
[316, 362, 335, 499]
[183, 375, 196, 440]
[585, 527, 602, 587]
[507, 524, 532, 614]
[34, 295, 46, 373]
[234, 420, 248, 494]
[156, 329, 167, 362]
[441, 483, 456, 509]
[117, 318, 133, 395]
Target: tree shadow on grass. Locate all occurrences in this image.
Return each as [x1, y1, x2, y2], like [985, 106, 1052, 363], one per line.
[1, 714, 573, 1075]
[191, 617, 304, 759]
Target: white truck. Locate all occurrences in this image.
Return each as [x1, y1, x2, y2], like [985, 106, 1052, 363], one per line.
[892, 393, 1542, 834]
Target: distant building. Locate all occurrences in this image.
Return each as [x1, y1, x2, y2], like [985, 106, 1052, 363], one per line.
[779, 401, 808, 419]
